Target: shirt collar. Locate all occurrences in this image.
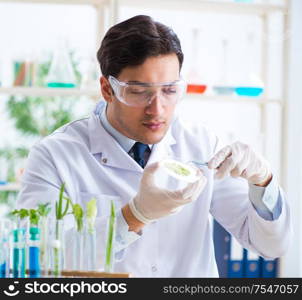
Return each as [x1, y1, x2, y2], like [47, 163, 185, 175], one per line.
[100, 104, 135, 153]
[99, 102, 152, 153]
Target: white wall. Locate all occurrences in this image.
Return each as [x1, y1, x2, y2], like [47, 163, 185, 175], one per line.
[281, 0, 302, 278]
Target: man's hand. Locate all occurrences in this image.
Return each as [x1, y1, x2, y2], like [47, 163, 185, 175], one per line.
[208, 141, 272, 186]
[128, 162, 207, 224]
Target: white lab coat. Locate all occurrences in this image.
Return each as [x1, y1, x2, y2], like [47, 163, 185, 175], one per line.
[17, 105, 292, 277]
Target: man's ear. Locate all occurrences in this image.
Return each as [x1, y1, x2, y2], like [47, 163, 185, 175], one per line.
[100, 76, 114, 103]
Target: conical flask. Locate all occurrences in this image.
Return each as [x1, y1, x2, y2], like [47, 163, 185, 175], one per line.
[235, 32, 264, 97]
[46, 39, 76, 88]
[213, 37, 236, 95]
[186, 28, 207, 94]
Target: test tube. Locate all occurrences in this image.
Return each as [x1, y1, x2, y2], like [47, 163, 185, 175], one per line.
[0, 220, 11, 278]
[104, 200, 116, 273]
[50, 218, 65, 277]
[39, 216, 49, 276]
[12, 228, 26, 278]
[84, 220, 96, 271]
[29, 227, 41, 278]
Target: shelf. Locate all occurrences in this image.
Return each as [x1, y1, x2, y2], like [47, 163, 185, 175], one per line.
[0, 183, 21, 192]
[0, 87, 100, 99]
[0, 0, 288, 13]
[184, 93, 283, 105]
[120, 0, 288, 15]
[0, 0, 107, 5]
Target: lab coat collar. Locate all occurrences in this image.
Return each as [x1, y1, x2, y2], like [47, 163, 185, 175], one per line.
[88, 111, 176, 172]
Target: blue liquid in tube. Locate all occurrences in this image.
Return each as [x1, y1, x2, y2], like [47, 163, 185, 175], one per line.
[13, 229, 26, 278]
[13, 247, 26, 278]
[29, 226, 41, 278]
[29, 247, 40, 278]
[0, 262, 6, 278]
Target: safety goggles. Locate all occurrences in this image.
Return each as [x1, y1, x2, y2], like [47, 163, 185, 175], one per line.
[108, 75, 186, 107]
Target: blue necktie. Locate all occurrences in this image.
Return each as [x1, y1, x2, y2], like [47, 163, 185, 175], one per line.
[131, 142, 150, 168]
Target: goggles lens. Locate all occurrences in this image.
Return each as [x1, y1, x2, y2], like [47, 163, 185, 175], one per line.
[109, 75, 186, 107]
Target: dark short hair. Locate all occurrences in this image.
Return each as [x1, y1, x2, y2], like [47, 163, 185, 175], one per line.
[97, 15, 183, 78]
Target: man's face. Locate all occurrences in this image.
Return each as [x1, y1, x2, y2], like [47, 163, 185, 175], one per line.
[102, 54, 180, 144]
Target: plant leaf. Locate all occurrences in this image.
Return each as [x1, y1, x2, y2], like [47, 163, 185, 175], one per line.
[19, 208, 29, 219]
[86, 198, 97, 233]
[37, 202, 51, 217]
[56, 182, 65, 219]
[72, 203, 83, 232]
[29, 209, 39, 225]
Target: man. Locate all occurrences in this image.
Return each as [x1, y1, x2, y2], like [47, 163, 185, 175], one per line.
[18, 15, 291, 277]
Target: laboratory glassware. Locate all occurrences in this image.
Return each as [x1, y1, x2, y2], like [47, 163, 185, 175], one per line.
[213, 38, 236, 95]
[235, 32, 264, 97]
[28, 226, 41, 278]
[46, 38, 76, 88]
[50, 218, 65, 277]
[186, 28, 207, 94]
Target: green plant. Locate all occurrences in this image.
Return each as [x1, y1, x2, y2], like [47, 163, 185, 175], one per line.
[55, 183, 70, 220]
[10, 208, 29, 219]
[0, 147, 29, 183]
[105, 200, 116, 272]
[6, 96, 74, 137]
[29, 209, 39, 226]
[53, 182, 71, 277]
[71, 203, 84, 232]
[37, 202, 51, 217]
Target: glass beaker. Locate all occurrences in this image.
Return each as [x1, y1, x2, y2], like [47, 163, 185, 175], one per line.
[213, 38, 236, 95]
[46, 38, 76, 88]
[235, 32, 264, 97]
[186, 28, 207, 94]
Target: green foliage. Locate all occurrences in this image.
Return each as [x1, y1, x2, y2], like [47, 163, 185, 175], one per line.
[6, 96, 74, 137]
[29, 209, 39, 225]
[37, 202, 51, 217]
[10, 208, 29, 219]
[0, 147, 29, 182]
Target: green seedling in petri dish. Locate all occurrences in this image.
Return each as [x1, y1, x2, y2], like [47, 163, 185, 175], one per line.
[164, 162, 191, 177]
[86, 198, 97, 234]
